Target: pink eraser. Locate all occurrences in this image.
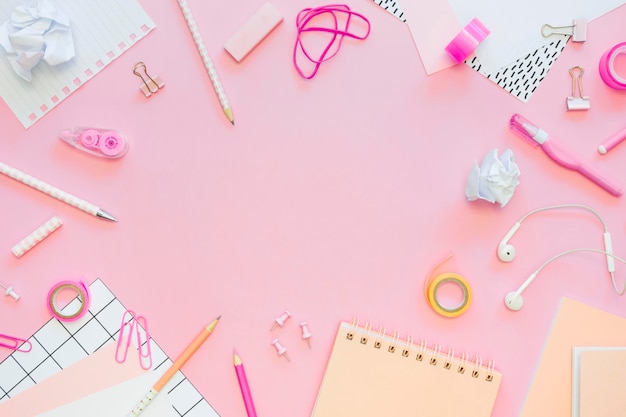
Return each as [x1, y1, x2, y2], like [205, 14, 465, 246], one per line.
[224, 2, 283, 62]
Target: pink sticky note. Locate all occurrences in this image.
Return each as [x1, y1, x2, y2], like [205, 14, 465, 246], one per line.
[0, 342, 146, 417]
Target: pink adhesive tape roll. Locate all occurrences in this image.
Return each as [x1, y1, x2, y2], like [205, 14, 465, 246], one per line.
[599, 42, 626, 90]
[47, 280, 91, 322]
[445, 18, 490, 63]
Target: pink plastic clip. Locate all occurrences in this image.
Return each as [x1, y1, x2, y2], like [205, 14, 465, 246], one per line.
[0, 333, 32, 352]
[115, 309, 152, 370]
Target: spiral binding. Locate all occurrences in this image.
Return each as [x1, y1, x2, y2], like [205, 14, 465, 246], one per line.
[346, 318, 496, 382]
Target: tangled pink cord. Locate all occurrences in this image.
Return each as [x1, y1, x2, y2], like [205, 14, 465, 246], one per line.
[293, 4, 371, 79]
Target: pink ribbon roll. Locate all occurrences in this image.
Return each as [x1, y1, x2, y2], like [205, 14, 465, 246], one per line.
[599, 42, 626, 90]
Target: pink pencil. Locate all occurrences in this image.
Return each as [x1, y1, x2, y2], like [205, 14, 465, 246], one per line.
[233, 350, 257, 417]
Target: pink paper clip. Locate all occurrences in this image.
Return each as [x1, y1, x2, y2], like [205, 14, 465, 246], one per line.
[115, 310, 152, 370]
[0, 333, 32, 352]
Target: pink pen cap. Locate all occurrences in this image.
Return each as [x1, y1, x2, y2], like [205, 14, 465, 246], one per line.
[445, 18, 490, 63]
[509, 114, 542, 143]
[598, 125, 626, 154]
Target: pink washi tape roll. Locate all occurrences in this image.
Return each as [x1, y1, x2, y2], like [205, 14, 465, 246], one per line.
[47, 280, 91, 322]
[445, 18, 490, 63]
[11, 216, 63, 257]
[599, 42, 626, 90]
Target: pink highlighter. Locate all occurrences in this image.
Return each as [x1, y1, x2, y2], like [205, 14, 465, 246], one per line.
[510, 114, 622, 197]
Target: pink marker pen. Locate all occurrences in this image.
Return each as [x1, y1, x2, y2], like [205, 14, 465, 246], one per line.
[510, 114, 623, 197]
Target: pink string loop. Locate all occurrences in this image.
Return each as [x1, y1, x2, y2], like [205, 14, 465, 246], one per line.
[293, 4, 371, 79]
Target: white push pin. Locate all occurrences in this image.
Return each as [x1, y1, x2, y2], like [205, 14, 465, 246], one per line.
[0, 282, 20, 301]
[300, 322, 312, 348]
[270, 310, 291, 331]
[271, 338, 290, 362]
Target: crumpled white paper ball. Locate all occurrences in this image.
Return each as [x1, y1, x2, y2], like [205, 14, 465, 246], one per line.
[465, 148, 521, 207]
[0, 0, 75, 82]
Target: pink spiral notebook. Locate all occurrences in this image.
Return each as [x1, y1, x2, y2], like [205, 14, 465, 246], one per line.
[311, 321, 502, 416]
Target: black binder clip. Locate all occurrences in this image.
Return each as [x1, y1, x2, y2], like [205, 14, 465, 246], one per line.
[566, 66, 590, 111]
[133, 62, 164, 97]
[541, 19, 587, 42]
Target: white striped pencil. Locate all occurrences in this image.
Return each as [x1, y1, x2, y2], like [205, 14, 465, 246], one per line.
[0, 161, 117, 221]
[176, 0, 235, 125]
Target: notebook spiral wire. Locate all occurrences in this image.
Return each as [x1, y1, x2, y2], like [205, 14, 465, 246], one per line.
[347, 318, 495, 382]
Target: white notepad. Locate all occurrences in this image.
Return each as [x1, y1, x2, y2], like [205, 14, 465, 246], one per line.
[571, 347, 626, 417]
[0, 0, 155, 128]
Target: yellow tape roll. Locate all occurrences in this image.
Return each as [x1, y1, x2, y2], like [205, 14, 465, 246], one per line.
[425, 272, 472, 318]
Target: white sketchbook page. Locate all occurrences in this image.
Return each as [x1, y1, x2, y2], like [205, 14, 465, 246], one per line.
[0, 0, 155, 129]
[448, 0, 626, 74]
[571, 347, 626, 417]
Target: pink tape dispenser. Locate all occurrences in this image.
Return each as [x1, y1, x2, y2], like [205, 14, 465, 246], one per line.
[59, 127, 129, 159]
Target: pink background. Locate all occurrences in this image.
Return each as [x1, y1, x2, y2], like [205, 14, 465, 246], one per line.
[2, 1, 626, 416]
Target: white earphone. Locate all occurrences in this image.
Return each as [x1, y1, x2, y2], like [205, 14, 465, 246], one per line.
[497, 203, 616, 279]
[497, 204, 625, 311]
[504, 248, 626, 311]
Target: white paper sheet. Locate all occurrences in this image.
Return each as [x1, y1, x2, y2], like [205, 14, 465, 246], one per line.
[0, 0, 155, 128]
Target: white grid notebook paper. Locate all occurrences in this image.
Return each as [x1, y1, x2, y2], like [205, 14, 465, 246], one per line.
[0, 278, 220, 417]
[0, 0, 155, 128]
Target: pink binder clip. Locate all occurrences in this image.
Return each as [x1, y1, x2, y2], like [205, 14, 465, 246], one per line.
[566, 66, 590, 111]
[115, 309, 152, 370]
[133, 62, 164, 97]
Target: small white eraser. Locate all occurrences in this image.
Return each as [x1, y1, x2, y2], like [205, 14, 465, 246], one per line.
[224, 2, 283, 62]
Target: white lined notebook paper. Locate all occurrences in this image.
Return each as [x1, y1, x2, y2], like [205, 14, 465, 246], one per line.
[0, 0, 155, 128]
